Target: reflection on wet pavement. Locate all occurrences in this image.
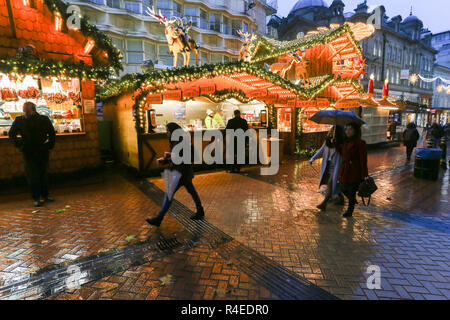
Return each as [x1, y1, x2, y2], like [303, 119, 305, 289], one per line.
[150, 145, 449, 299]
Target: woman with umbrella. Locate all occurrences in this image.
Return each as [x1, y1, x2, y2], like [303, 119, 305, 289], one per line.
[309, 110, 367, 217]
[309, 125, 345, 211]
[338, 122, 368, 218]
[146, 122, 205, 227]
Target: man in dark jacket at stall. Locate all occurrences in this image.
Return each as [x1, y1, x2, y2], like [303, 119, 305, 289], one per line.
[9, 101, 56, 207]
[403, 122, 420, 162]
[226, 109, 249, 173]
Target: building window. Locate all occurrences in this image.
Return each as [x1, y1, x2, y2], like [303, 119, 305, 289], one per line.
[223, 16, 230, 35]
[143, 0, 154, 15]
[106, 0, 120, 8]
[172, 1, 182, 17]
[243, 22, 248, 33]
[211, 53, 222, 63]
[127, 40, 143, 64]
[144, 42, 156, 62]
[200, 51, 209, 65]
[209, 13, 221, 32]
[185, 6, 199, 27]
[232, 20, 241, 36]
[158, 45, 172, 66]
[125, 1, 141, 14]
[200, 9, 208, 29]
[223, 55, 230, 62]
[158, 0, 171, 17]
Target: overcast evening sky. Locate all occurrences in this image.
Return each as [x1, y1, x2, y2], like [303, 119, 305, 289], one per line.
[277, 0, 450, 34]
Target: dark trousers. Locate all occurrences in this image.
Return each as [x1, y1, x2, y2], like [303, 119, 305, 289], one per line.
[157, 180, 203, 219]
[23, 151, 49, 201]
[341, 182, 359, 214]
[406, 144, 415, 160]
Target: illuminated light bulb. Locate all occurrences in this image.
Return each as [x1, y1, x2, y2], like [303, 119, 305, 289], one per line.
[437, 85, 444, 93]
[84, 40, 95, 54]
[409, 74, 418, 85]
[55, 12, 63, 32]
[23, 0, 30, 6]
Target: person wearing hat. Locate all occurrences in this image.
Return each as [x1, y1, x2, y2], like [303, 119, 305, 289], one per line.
[205, 109, 214, 129]
[213, 108, 226, 128]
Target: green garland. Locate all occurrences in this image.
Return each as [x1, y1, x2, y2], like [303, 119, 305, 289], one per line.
[96, 73, 145, 101]
[202, 89, 254, 104]
[294, 108, 305, 155]
[267, 104, 276, 130]
[249, 24, 363, 63]
[0, 55, 112, 79]
[98, 61, 364, 102]
[43, 0, 123, 73]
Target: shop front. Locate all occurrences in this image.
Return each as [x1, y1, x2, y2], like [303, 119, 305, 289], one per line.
[99, 22, 375, 174]
[0, 0, 122, 186]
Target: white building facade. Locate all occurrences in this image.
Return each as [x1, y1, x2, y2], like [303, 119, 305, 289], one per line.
[69, 0, 277, 74]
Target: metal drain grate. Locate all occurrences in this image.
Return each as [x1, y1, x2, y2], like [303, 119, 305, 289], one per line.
[134, 178, 339, 300]
[0, 233, 192, 300]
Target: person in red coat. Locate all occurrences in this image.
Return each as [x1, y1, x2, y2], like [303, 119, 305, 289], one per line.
[338, 122, 368, 218]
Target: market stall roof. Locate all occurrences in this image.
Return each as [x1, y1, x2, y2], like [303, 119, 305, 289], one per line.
[248, 22, 375, 63]
[99, 61, 364, 103]
[0, 0, 122, 78]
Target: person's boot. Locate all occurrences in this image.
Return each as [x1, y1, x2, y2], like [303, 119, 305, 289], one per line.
[146, 216, 163, 227]
[316, 200, 327, 211]
[33, 200, 41, 207]
[191, 208, 205, 220]
[342, 205, 354, 218]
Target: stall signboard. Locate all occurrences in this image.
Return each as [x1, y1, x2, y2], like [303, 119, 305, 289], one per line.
[147, 93, 163, 104]
[174, 103, 187, 120]
[316, 98, 330, 109]
[83, 99, 96, 114]
[296, 100, 316, 108]
[249, 89, 268, 98]
[400, 69, 410, 80]
[335, 100, 360, 109]
[183, 87, 200, 98]
[200, 85, 215, 95]
[164, 90, 182, 100]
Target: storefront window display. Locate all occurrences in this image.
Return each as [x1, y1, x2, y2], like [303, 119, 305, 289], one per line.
[0, 73, 83, 137]
[277, 108, 292, 132]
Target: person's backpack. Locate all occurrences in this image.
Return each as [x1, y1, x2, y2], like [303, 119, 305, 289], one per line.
[358, 177, 378, 206]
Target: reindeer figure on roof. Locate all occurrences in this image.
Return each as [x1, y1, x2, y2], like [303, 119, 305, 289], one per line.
[146, 6, 199, 67]
[237, 30, 257, 62]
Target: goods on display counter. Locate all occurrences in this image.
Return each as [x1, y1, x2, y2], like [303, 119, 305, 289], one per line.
[0, 74, 83, 136]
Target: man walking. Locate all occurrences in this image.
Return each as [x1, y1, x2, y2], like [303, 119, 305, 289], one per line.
[226, 109, 248, 173]
[402, 122, 420, 162]
[9, 102, 56, 207]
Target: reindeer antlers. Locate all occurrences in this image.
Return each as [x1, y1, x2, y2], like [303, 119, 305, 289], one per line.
[146, 6, 168, 25]
[237, 30, 257, 42]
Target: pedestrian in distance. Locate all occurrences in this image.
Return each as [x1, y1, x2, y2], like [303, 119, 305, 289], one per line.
[225, 109, 249, 173]
[309, 125, 345, 211]
[9, 101, 56, 207]
[337, 122, 368, 218]
[429, 123, 443, 148]
[146, 122, 205, 227]
[402, 122, 420, 162]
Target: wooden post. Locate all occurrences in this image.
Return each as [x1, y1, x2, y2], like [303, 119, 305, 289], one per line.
[5, 0, 17, 38]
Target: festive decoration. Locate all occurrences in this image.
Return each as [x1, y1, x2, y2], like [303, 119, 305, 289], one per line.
[145, 6, 199, 67]
[409, 73, 419, 85]
[367, 73, 374, 95]
[43, 0, 123, 73]
[237, 30, 257, 62]
[247, 23, 373, 64]
[382, 78, 389, 98]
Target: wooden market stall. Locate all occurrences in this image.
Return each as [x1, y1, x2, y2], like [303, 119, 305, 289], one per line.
[99, 22, 376, 174]
[0, 0, 122, 187]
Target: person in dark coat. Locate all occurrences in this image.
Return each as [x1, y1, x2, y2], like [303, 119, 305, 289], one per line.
[402, 122, 420, 161]
[388, 120, 397, 140]
[337, 122, 368, 218]
[429, 123, 443, 148]
[9, 101, 56, 207]
[146, 122, 204, 227]
[225, 109, 248, 173]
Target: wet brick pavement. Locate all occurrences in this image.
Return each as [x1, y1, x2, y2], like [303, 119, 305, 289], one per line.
[0, 144, 449, 300]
